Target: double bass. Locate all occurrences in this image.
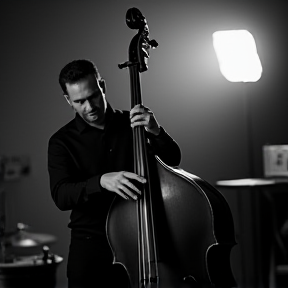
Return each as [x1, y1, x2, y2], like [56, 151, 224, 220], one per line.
[106, 7, 237, 288]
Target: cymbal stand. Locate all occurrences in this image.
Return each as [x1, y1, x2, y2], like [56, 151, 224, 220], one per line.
[0, 187, 6, 263]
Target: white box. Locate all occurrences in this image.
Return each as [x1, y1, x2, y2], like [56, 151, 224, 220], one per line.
[263, 145, 288, 177]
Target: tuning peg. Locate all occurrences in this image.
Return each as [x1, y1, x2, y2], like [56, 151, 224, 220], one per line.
[118, 61, 136, 69]
[148, 39, 158, 49]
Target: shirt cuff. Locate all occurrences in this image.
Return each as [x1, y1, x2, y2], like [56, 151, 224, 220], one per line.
[85, 174, 103, 196]
[146, 126, 163, 137]
[147, 126, 169, 141]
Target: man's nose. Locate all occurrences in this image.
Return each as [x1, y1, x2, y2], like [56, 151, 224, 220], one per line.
[85, 100, 94, 111]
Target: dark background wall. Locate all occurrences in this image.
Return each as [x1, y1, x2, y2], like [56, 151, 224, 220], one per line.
[1, 1, 288, 287]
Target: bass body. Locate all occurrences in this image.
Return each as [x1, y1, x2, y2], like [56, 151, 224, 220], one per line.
[107, 155, 236, 288]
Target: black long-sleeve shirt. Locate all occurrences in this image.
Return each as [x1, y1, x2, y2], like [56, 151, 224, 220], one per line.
[48, 104, 181, 237]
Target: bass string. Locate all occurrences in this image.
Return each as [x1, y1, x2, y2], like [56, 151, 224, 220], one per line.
[131, 63, 159, 283]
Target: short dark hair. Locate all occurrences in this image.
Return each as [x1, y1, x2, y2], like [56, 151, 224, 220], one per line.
[59, 59, 101, 94]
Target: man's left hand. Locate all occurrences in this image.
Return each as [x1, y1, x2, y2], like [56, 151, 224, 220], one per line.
[130, 104, 160, 136]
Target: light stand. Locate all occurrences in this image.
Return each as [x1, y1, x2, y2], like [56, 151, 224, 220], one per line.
[213, 29, 262, 177]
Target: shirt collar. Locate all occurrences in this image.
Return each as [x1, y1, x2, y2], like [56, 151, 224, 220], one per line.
[75, 103, 115, 134]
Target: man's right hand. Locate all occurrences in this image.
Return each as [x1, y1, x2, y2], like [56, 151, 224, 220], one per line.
[100, 171, 146, 200]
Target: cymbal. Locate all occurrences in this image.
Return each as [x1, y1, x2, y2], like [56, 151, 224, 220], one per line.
[2, 223, 57, 248]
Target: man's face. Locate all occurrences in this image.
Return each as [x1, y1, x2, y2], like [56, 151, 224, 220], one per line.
[65, 74, 107, 127]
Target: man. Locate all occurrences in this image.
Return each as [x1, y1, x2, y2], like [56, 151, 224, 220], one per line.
[48, 59, 181, 288]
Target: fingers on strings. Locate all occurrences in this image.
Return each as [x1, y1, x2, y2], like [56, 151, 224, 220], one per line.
[118, 172, 146, 200]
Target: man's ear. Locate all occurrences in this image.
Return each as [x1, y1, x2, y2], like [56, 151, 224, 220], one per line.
[99, 78, 106, 94]
[63, 94, 72, 106]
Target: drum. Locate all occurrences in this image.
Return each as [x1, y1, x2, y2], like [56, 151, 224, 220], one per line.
[0, 253, 63, 288]
[0, 223, 63, 287]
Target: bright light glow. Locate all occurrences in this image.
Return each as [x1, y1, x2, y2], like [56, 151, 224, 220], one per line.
[213, 30, 262, 82]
